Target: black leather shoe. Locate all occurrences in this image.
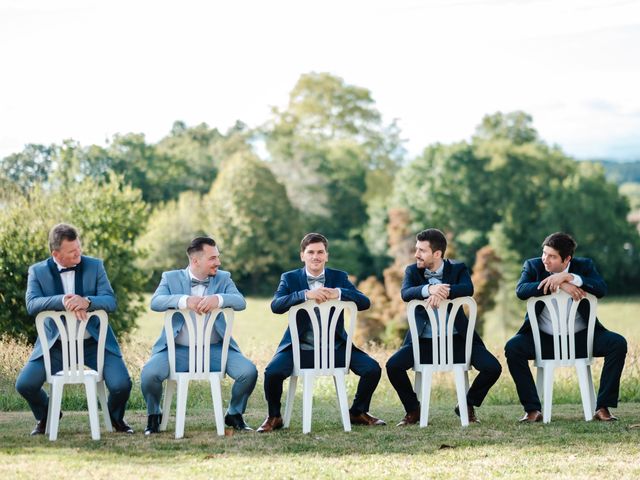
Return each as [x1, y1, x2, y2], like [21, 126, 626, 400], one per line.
[110, 416, 134, 434]
[225, 413, 253, 431]
[31, 411, 62, 436]
[144, 414, 162, 435]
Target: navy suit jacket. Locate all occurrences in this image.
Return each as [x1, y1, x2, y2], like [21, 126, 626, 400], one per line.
[271, 267, 370, 354]
[400, 259, 475, 345]
[25, 255, 120, 360]
[515, 256, 607, 335]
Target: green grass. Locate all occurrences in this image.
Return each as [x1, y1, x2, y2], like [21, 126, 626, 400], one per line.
[2, 296, 640, 478]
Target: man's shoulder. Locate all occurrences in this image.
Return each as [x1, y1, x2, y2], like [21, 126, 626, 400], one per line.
[29, 258, 50, 272]
[571, 257, 595, 271]
[523, 257, 543, 268]
[326, 267, 348, 277]
[281, 268, 304, 279]
[445, 259, 467, 269]
[80, 256, 103, 267]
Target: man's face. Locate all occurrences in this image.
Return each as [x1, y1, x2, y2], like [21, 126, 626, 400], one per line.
[415, 240, 441, 271]
[191, 244, 221, 278]
[301, 242, 328, 276]
[541, 245, 570, 274]
[52, 239, 82, 268]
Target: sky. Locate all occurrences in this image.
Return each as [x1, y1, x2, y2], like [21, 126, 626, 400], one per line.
[1, 0, 639, 161]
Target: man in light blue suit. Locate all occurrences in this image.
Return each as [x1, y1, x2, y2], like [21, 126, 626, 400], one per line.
[15, 223, 133, 435]
[141, 236, 257, 434]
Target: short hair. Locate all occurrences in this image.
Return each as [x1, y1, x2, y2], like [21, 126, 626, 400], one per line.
[187, 236, 217, 258]
[542, 232, 576, 261]
[48, 223, 79, 252]
[300, 232, 328, 252]
[416, 228, 447, 256]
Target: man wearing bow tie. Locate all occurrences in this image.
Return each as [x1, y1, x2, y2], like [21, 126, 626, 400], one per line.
[257, 232, 385, 432]
[15, 223, 134, 435]
[140, 236, 257, 434]
[386, 228, 502, 426]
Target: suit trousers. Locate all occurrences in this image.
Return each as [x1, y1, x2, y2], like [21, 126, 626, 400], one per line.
[140, 344, 258, 415]
[505, 328, 627, 412]
[15, 338, 132, 422]
[386, 334, 502, 413]
[263, 345, 382, 417]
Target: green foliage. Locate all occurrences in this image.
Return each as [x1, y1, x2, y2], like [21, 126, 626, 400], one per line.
[0, 176, 148, 342]
[204, 152, 301, 294]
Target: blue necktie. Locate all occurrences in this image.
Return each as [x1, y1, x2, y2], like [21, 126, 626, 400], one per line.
[191, 278, 210, 288]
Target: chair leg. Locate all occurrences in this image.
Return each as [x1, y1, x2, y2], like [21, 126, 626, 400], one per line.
[210, 375, 225, 436]
[45, 383, 54, 436]
[48, 380, 64, 441]
[419, 370, 432, 428]
[414, 371, 422, 395]
[302, 375, 315, 434]
[576, 363, 595, 421]
[160, 379, 176, 432]
[454, 368, 469, 427]
[542, 366, 554, 424]
[536, 367, 544, 401]
[84, 380, 101, 440]
[587, 365, 596, 415]
[283, 376, 298, 429]
[333, 371, 351, 432]
[97, 381, 112, 432]
[175, 376, 190, 439]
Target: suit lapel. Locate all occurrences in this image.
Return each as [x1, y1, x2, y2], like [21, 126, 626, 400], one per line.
[75, 257, 84, 296]
[46, 257, 65, 295]
[180, 268, 191, 294]
[442, 259, 451, 284]
[297, 267, 309, 290]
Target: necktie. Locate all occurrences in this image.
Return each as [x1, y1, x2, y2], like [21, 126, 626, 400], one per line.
[307, 273, 325, 285]
[191, 278, 210, 288]
[59, 266, 77, 274]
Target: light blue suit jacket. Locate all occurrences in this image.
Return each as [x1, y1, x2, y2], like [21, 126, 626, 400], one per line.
[25, 256, 120, 360]
[149, 268, 246, 355]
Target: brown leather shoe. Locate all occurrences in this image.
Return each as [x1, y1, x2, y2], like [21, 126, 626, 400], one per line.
[256, 415, 283, 433]
[518, 410, 543, 423]
[396, 409, 420, 426]
[455, 404, 479, 423]
[593, 407, 618, 422]
[350, 412, 386, 426]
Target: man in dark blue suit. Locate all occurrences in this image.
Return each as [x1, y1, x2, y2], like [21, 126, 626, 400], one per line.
[257, 232, 385, 432]
[387, 228, 502, 426]
[15, 223, 133, 435]
[505, 232, 627, 422]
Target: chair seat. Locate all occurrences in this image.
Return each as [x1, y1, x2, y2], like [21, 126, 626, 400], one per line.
[534, 357, 594, 368]
[413, 363, 469, 373]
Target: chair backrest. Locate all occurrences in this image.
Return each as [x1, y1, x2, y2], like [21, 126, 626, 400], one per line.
[406, 297, 477, 370]
[35, 310, 109, 382]
[164, 308, 234, 377]
[288, 300, 357, 374]
[526, 291, 597, 365]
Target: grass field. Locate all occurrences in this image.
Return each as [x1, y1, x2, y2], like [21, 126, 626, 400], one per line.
[1, 295, 640, 479]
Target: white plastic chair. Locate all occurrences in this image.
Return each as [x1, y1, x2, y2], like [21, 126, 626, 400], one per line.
[406, 297, 477, 427]
[159, 308, 234, 438]
[283, 300, 357, 434]
[35, 310, 112, 441]
[527, 291, 597, 423]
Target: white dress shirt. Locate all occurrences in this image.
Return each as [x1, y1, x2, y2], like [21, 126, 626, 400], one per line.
[53, 259, 90, 339]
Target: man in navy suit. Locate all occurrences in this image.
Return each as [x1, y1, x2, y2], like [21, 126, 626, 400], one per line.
[15, 223, 133, 435]
[141, 236, 257, 434]
[257, 232, 385, 432]
[387, 228, 502, 426]
[505, 232, 627, 422]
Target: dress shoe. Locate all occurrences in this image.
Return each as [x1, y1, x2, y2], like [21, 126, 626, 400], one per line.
[256, 415, 283, 433]
[30, 411, 62, 436]
[593, 407, 618, 422]
[349, 411, 386, 426]
[518, 410, 543, 423]
[396, 409, 420, 426]
[224, 413, 253, 431]
[110, 415, 134, 434]
[144, 414, 162, 435]
[454, 404, 480, 423]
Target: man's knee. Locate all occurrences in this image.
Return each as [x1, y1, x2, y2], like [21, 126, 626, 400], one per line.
[360, 360, 382, 380]
[140, 363, 167, 391]
[236, 362, 258, 384]
[107, 374, 132, 396]
[504, 336, 524, 359]
[15, 365, 42, 397]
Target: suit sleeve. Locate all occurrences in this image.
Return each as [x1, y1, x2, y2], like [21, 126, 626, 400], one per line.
[576, 258, 607, 298]
[448, 263, 474, 299]
[25, 265, 65, 315]
[401, 266, 425, 302]
[271, 274, 307, 314]
[86, 260, 117, 313]
[217, 273, 247, 311]
[515, 260, 546, 300]
[150, 272, 184, 312]
[337, 272, 370, 311]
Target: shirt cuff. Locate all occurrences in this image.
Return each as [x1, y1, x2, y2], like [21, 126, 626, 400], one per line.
[216, 294, 224, 308]
[178, 295, 188, 310]
[421, 285, 431, 298]
[571, 274, 583, 287]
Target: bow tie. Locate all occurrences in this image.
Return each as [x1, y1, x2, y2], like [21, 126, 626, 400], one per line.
[307, 273, 325, 285]
[191, 277, 210, 288]
[424, 270, 442, 281]
[59, 266, 77, 274]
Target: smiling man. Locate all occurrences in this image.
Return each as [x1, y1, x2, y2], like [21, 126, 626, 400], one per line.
[505, 232, 627, 422]
[257, 232, 385, 432]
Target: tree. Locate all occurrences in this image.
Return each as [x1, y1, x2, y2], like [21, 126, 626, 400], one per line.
[0, 144, 55, 194]
[0, 176, 148, 342]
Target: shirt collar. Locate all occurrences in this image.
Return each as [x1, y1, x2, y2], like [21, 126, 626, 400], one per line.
[305, 268, 325, 278]
[425, 261, 444, 276]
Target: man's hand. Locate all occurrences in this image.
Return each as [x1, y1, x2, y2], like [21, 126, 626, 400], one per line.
[186, 295, 205, 313]
[197, 295, 220, 314]
[538, 272, 574, 294]
[559, 283, 587, 301]
[426, 284, 450, 309]
[306, 287, 338, 304]
[63, 294, 90, 320]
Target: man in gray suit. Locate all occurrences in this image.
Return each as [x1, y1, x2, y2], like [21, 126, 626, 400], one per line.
[141, 236, 258, 434]
[15, 223, 133, 435]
